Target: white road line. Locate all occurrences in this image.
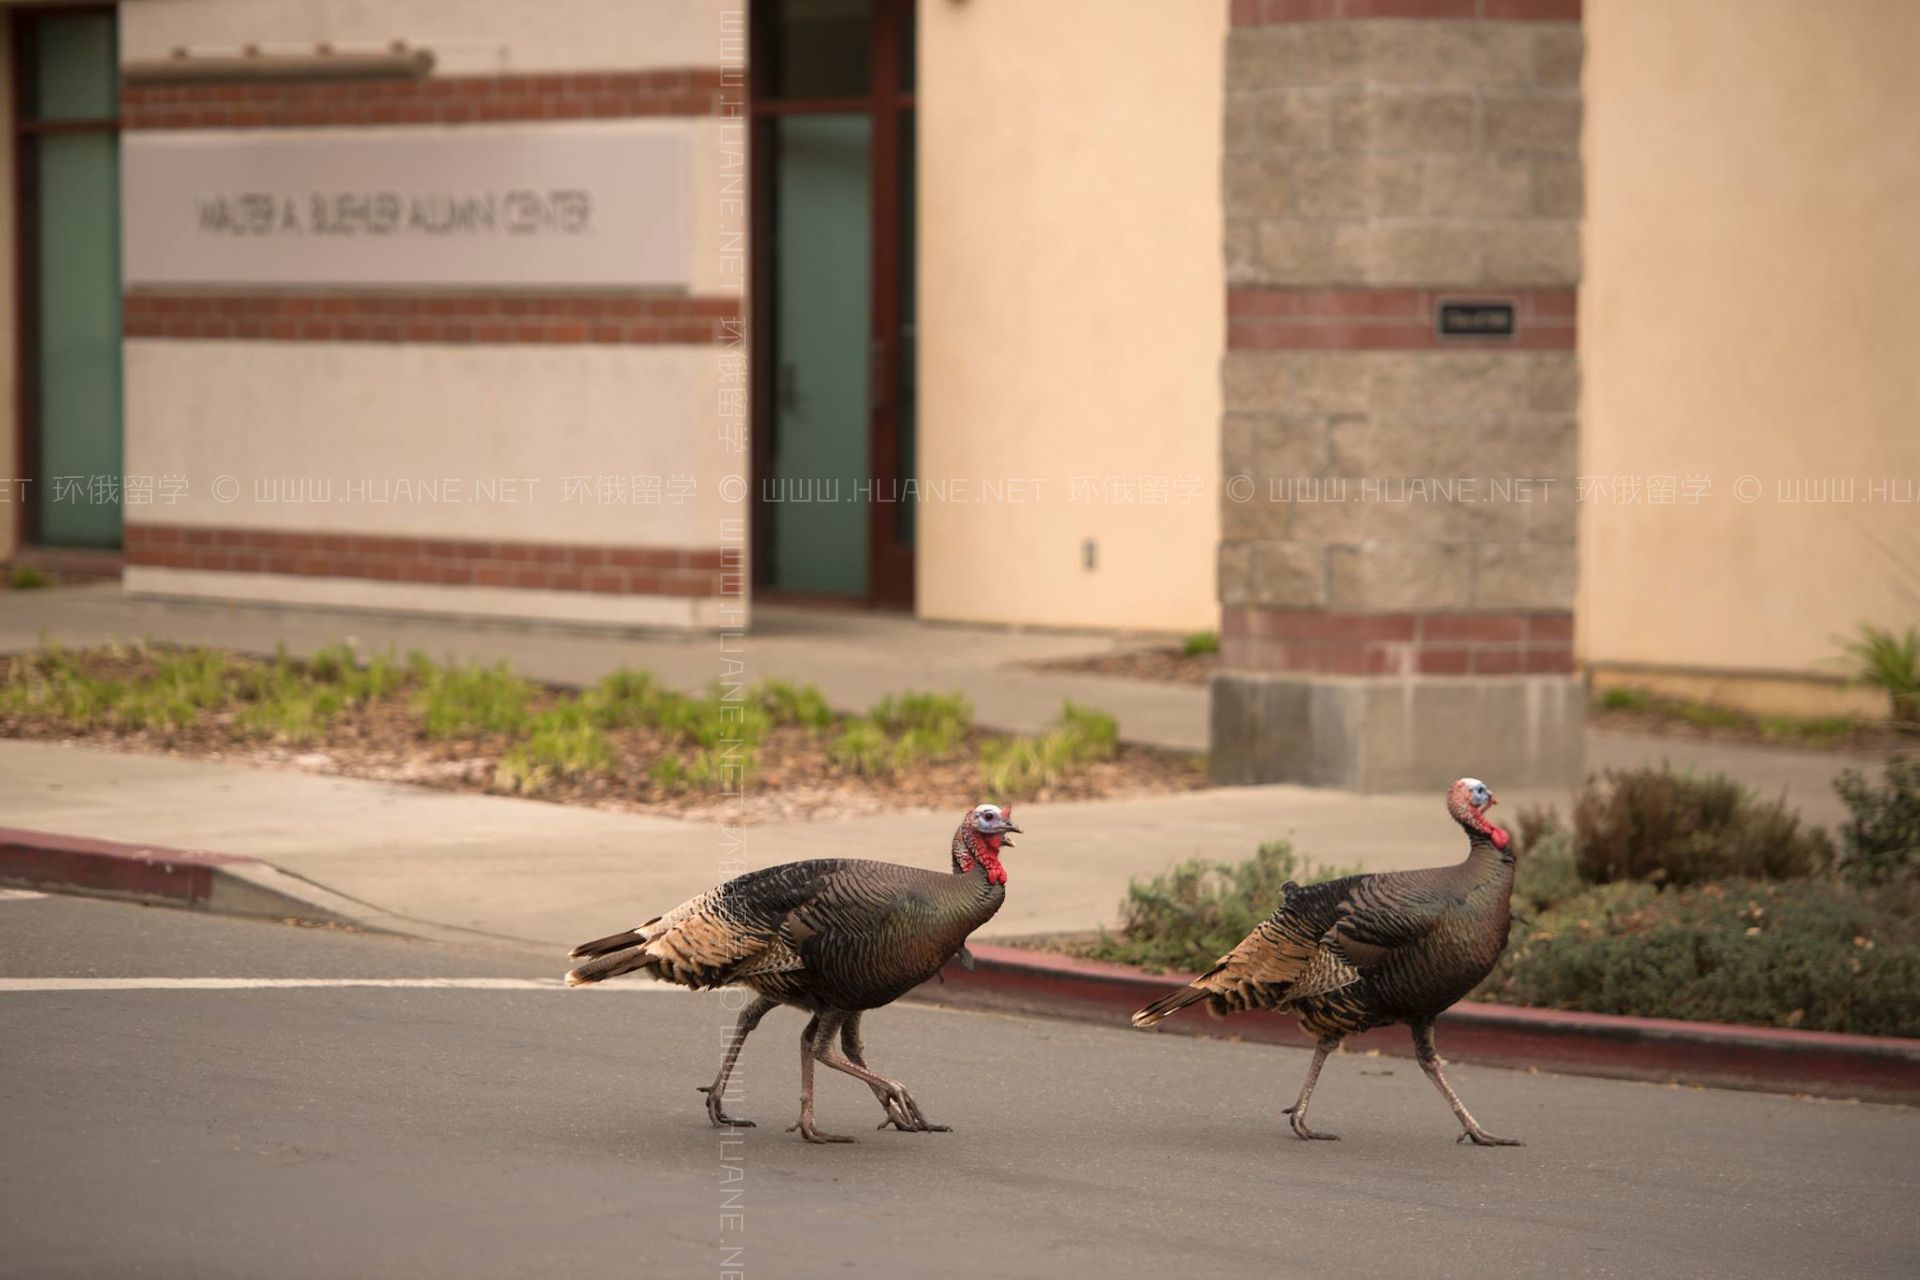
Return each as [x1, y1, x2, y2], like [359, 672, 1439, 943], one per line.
[0, 889, 48, 902]
[0, 990, 687, 997]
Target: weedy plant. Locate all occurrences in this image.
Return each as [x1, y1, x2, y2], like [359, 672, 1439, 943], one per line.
[1181, 630, 1220, 657]
[415, 660, 533, 738]
[1843, 623, 1920, 729]
[979, 701, 1119, 798]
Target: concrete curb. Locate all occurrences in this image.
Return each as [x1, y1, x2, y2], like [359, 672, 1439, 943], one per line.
[914, 943, 1920, 1106]
[0, 826, 370, 929]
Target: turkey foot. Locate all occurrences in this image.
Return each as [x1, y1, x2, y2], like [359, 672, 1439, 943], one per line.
[790, 1015, 855, 1143]
[1282, 1035, 1343, 1141]
[697, 1084, 754, 1129]
[1414, 1021, 1522, 1148]
[876, 1090, 950, 1133]
[1457, 1126, 1524, 1148]
[787, 1116, 856, 1144]
[1282, 1105, 1340, 1142]
[833, 1013, 949, 1134]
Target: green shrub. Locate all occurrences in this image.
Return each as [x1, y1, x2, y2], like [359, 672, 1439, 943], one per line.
[753, 678, 834, 730]
[1082, 841, 1357, 974]
[979, 701, 1121, 799]
[415, 661, 532, 738]
[1832, 757, 1920, 886]
[1476, 877, 1920, 1037]
[648, 753, 687, 791]
[9, 564, 53, 590]
[1597, 687, 1650, 712]
[830, 717, 893, 777]
[1843, 622, 1920, 727]
[236, 687, 344, 744]
[1181, 630, 1220, 657]
[584, 667, 666, 728]
[1572, 765, 1833, 885]
[873, 691, 971, 751]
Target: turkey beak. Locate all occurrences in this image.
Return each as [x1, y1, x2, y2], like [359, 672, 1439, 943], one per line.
[998, 819, 1023, 847]
[1486, 792, 1498, 810]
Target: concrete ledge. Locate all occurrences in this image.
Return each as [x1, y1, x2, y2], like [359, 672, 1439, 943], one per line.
[1210, 671, 1586, 790]
[0, 826, 365, 928]
[912, 943, 1920, 1106]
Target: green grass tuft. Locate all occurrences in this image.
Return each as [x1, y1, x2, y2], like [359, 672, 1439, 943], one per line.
[1180, 630, 1220, 657]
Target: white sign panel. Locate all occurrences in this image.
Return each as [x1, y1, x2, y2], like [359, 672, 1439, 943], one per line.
[123, 126, 691, 289]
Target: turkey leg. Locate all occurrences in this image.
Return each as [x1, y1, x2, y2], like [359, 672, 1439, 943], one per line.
[1412, 1019, 1523, 1147]
[837, 1012, 949, 1134]
[1282, 1034, 1344, 1140]
[697, 993, 777, 1128]
[787, 1014, 856, 1144]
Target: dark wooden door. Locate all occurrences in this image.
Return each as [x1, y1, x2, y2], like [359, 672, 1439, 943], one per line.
[750, 0, 916, 609]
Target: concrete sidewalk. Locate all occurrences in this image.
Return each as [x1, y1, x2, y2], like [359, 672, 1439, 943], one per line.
[0, 732, 1866, 951]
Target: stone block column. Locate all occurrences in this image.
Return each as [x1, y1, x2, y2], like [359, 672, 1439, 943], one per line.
[1213, 0, 1585, 791]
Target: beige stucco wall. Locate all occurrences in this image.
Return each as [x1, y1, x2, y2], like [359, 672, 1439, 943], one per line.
[1582, 0, 1920, 697]
[917, 0, 1223, 632]
[124, 340, 740, 547]
[120, 0, 734, 75]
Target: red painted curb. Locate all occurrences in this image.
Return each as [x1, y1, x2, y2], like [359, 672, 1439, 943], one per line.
[0, 826, 256, 908]
[913, 943, 1920, 1106]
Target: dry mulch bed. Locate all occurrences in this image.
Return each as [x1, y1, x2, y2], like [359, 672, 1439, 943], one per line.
[1026, 648, 1218, 687]
[0, 648, 1207, 825]
[1588, 703, 1908, 755]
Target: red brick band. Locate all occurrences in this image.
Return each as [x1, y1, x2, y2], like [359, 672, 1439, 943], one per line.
[1231, 0, 1580, 23]
[125, 525, 723, 599]
[1222, 607, 1574, 675]
[121, 68, 731, 129]
[123, 291, 741, 345]
[1228, 287, 1575, 351]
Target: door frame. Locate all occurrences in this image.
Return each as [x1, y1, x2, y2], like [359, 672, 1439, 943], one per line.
[748, 0, 915, 609]
[8, 3, 123, 557]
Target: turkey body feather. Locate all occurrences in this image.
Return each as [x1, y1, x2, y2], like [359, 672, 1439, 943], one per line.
[565, 804, 1019, 1143]
[1132, 777, 1526, 1146]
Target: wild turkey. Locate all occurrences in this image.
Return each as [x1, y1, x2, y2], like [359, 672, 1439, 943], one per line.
[566, 802, 1020, 1143]
[1132, 777, 1521, 1146]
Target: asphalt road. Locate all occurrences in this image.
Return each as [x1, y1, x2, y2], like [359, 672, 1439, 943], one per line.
[3, 894, 1915, 1280]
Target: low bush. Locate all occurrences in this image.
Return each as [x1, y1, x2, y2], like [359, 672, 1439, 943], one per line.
[1081, 841, 1356, 975]
[1475, 876, 1920, 1037]
[1572, 765, 1832, 885]
[1832, 757, 1920, 887]
[9, 564, 52, 589]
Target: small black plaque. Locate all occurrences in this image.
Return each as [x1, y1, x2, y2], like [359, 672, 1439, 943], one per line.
[1436, 299, 1517, 340]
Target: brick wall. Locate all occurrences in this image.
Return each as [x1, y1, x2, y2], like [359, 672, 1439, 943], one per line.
[124, 525, 722, 598]
[121, 69, 726, 129]
[123, 292, 741, 344]
[1219, 9, 1581, 672]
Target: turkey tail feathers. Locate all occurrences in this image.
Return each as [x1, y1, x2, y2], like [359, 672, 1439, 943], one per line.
[569, 923, 655, 961]
[564, 946, 658, 987]
[1131, 983, 1211, 1028]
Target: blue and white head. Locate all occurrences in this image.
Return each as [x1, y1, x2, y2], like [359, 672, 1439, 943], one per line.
[953, 802, 1022, 884]
[1446, 777, 1508, 850]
